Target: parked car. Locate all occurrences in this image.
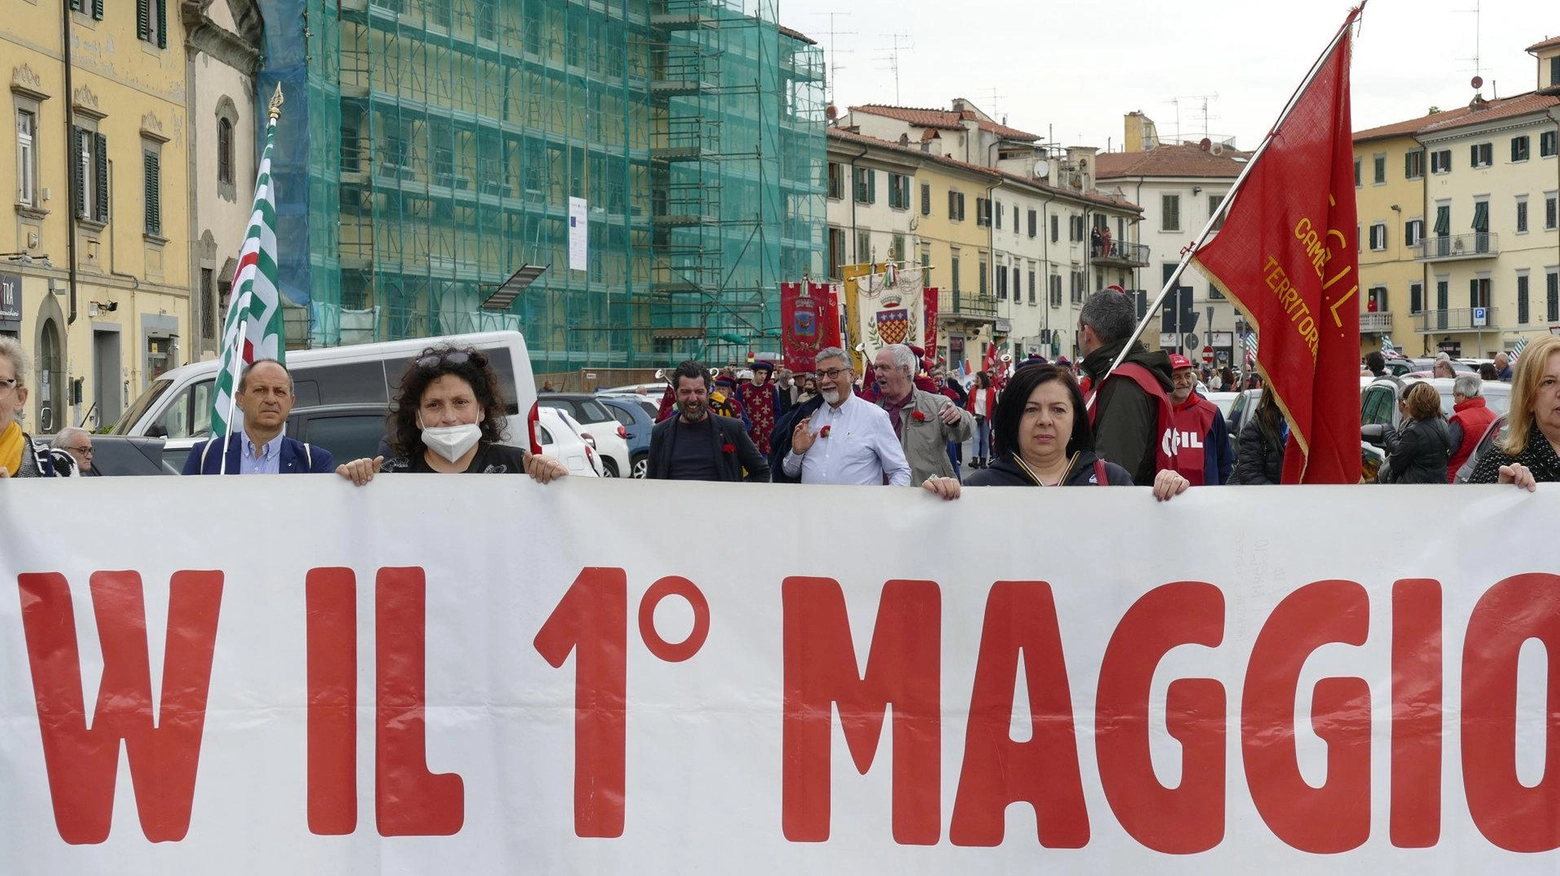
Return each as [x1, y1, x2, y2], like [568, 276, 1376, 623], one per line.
[111, 331, 536, 474]
[538, 393, 631, 477]
[286, 403, 392, 464]
[1225, 388, 1263, 457]
[1453, 413, 1510, 484]
[85, 435, 178, 475]
[1359, 376, 1511, 481]
[599, 396, 654, 479]
[534, 406, 602, 477]
[1205, 391, 1239, 420]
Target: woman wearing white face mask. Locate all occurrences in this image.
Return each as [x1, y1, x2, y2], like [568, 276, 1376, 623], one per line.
[335, 345, 567, 484]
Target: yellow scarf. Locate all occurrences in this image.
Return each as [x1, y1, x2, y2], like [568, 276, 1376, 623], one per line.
[0, 421, 25, 475]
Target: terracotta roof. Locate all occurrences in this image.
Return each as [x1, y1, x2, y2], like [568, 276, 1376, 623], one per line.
[1095, 142, 1250, 180]
[1526, 35, 1560, 53]
[776, 24, 816, 46]
[1415, 91, 1560, 134]
[826, 127, 1141, 212]
[1353, 107, 1469, 142]
[848, 104, 1041, 142]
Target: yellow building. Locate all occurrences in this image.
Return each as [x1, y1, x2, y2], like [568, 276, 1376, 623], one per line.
[4, 0, 190, 434]
[1353, 113, 1443, 357]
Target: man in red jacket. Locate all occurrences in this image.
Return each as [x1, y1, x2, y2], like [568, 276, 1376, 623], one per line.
[1166, 354, 1234, 485]
[1447, 372, 1497, 481]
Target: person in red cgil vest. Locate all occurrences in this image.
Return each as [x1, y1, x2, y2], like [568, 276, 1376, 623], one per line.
[1167, 353, 1234, 485]
[1077, 289, 1177, 485]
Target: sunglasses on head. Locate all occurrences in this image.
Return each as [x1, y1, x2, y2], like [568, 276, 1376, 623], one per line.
[415, 348, 483, 370]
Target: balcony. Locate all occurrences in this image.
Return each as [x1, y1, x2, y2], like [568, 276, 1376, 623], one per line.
[938, 290, 998, 321]
[1090, 240, 1151, 268]
[1360, 311, 1393, 333]
[1413, 307, 1499, 334]
[1413, 232, 1499, 262]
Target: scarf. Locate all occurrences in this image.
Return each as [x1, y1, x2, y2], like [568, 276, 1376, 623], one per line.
[0, 421, 24, 475]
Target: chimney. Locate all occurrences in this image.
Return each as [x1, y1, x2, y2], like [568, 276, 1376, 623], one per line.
[1066, 145, 1098, 191]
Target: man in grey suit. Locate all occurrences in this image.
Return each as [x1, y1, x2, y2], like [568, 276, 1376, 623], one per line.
[870, 344, 973, 484]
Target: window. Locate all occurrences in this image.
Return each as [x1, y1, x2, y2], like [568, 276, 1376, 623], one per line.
[854, 229, 871, 263]
[1436, 277, 1448, 313]
[1069, 215, 1085, 242]
[950, 248, 961, 293]
[1050, 214, 1059, 242]
[1469, 275, 1490, 309]
[1048, 273, 1062, 307]
[1405, 149, 1424, 179]
[1546, 192, 1558, 230]
[1027, 209, 1037, 238]
[1162, 194, 1181, 231]
[1549, 270, 1560, 323]
[1517, 196, 1529, 234]
[948, 190, 965, 221]
[996, 257, 1007, 300]
[889, 233, 905, 263]
[1517, 272, 1530, 324]
[70, 0, 106, 19]
[975, 197, 991, 227]
[1013, 205, 1019, 231]
[1028, 268, 1036, 305]
[978, 252, 988, 295]
[1543, 131, 1558, 158]
[1430, 149, 1452, 174]
[1368, 222, 1387, 251]
[1373, 153, 1386, 184]
[1405, 218, 1423, 246]
[16, 108, 37, 207]
[887, 173, 910, 210]
[1353, 157, 1362, 187]
[826, 162, 843, 199]
[137, 0, 168, 48]
[1470, 143, 1492, 168]
[919, 182, 930, 216]
[143, 144, 162, 236]
[72, 125, 109, 223]
[994, 200, 1003, 229]
[1208, 194, 1225, 231]
[1409, 281, 1423, 314]
[216, 117, 234, 186]
[1367, 286, 1388, 312]
[1069, 270, 1084, 304]
[1511, 136, 1531, 163]
[201, 268, 218, 340]
[826, 227, 845, 278]
[853, 167, 875, 204]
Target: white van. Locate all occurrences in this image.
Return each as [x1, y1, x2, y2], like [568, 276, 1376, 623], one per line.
[110, 331, 536, 473]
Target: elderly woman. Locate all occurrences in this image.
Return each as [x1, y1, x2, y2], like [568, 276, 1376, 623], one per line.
[1469, 334, 1560, 489]
[337, 345, 567, 484]
[1446, 372, 1497, 482]
[1379, 381, 1452, 484]
[920, 364, 1187, 500]
[0, 337, 70, 478]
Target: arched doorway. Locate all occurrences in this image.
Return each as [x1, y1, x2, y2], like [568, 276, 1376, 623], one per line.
[35, 318, 63, 434]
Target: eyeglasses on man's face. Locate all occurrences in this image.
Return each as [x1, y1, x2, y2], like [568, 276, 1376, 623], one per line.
[65, 444, 94, 455]
[817, 367, 850, 380]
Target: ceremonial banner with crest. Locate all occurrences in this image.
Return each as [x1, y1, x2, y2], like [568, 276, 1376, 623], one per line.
[923, 287, 939, 357]
[780, 283, 816, 373]
[855, 265, 925, 365]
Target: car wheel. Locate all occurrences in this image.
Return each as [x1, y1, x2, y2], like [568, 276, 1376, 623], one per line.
[631, 452, 648, 479]
[602, 457, 619, 477]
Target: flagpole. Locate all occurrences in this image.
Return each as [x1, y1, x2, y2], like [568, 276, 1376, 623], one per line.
[219, 84, 284, 473]
[1088, 3, 1364, 408]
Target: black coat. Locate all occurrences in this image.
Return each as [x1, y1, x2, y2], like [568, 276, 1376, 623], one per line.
[767, 394, 826, 484]
[646, 413, 770, 482]
[1231, 418, 1285, 485]
[962, 452, 1133, 486]
[1381, 416, 1452, 484]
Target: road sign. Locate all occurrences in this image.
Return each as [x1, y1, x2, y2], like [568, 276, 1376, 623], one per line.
[1202, 345, 1215, 365]
[1472, 307, 1487, 327]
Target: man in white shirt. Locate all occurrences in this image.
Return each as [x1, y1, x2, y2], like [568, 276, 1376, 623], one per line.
[782, 347, 911, 486]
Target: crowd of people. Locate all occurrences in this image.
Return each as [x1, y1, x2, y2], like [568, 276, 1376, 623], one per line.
[2, 289, 1557, 494]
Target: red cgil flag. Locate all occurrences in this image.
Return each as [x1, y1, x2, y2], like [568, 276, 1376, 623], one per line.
[1191, 7, 1362, 484]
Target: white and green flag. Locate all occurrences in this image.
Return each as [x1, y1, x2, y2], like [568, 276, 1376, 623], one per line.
[211, 99, 286, 439]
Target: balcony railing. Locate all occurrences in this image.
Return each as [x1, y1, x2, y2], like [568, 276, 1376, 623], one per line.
[1413, 232, 1499, 262]
[938, 290, 998, 320]
[1360, 311, 1393, 333]
[1413, 307, 1499, 334]
[1090, 240, 1151, 267]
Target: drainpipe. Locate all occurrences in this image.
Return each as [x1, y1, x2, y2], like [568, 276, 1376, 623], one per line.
[61, 0, 78, 325]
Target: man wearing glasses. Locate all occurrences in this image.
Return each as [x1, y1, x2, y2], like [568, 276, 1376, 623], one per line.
[778, 347, 910, 486]
[52, 427, 98, 476]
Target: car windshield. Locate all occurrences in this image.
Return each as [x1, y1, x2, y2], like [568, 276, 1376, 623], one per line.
[112, 377, 176, 434]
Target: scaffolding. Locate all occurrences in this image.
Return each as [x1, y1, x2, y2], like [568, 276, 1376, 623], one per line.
[255, 0, 824, 370]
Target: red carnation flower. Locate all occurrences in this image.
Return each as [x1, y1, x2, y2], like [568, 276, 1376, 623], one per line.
[722, 443, 736, 453]
[912, 410, 927, 422]
[820, 425, 832, 438]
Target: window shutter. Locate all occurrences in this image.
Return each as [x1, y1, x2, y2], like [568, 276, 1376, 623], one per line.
[157, 0, 167, 47]
[93, 133, 109, 222]
[144, 151, 161, 235]
[1469, 279, 1480, 308]
[71, 128, 87, 219]
[137, 0, 150, 40]
[92, 0, 103, 19]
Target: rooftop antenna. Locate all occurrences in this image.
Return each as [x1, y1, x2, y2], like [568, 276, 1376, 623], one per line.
[812, 12, 856, 108]
[1453, 0, 1485, 85]
[874, 33, 914, 105]
[1169, 93, 1220, 143]
[979, 86, 1005, 118]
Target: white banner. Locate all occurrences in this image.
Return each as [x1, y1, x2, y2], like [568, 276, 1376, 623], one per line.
[856, 266, 925, 364]
[3, 478, 1560, 873]
[568, 197, 588, 273]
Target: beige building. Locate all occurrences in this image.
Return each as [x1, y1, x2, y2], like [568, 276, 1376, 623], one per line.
[5, 0, 191, 433]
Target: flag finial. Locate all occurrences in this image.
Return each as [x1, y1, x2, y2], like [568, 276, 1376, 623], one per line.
[268, 84, 285, 120]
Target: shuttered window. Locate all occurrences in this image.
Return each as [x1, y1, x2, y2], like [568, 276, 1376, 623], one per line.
[143, 148, 162, 235]
[137, 0, 166, 47]
[72, 127, 110, 223]
[93, 133, 109, 222]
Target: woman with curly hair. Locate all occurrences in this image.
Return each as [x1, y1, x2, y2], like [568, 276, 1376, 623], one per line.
[335, 344, 566, 483]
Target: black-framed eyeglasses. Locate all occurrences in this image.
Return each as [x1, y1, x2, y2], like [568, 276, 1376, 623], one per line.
[414, 348, 483, 370]
[817, 367, 850, 380]
[65, 445, 94, 455]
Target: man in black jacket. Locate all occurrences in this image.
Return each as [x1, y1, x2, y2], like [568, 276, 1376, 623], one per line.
[646, 361, 770, 482]
[1078, 288, 1176, 486]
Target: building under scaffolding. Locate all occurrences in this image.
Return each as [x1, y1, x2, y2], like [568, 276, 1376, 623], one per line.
[254, 0, 825, 372]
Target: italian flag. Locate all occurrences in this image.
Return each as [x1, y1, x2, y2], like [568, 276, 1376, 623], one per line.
[211, 100, 286, 439]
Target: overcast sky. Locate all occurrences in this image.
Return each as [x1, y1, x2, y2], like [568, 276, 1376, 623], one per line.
[778, 0, 1556, 150]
